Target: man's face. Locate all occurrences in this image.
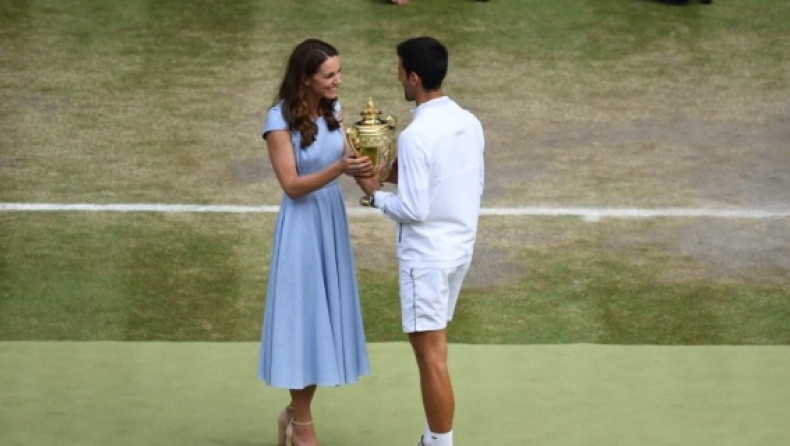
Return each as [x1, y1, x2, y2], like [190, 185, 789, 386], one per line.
[397, 58, 416, 102]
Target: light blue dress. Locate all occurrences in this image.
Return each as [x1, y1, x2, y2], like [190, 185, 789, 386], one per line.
[258, 101, 370, 389]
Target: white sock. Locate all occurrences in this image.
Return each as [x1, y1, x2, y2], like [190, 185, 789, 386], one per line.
[422, 423, 432, 445]
[428, 430, 453, 446]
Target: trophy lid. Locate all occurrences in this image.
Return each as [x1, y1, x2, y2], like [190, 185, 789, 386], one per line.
[353, 97, 395, 133]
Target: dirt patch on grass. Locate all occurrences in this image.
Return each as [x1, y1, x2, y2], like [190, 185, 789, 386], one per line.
[480, 112, 790, 208]
[668, 219, 790, 281]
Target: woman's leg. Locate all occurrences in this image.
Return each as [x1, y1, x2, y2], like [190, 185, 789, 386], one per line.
[288, 385, 319, 446]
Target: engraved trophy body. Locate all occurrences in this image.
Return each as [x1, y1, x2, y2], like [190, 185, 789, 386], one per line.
[346, 98, 398, 206]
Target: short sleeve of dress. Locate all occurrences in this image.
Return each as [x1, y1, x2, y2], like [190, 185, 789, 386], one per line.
[262, 102, 288, 139]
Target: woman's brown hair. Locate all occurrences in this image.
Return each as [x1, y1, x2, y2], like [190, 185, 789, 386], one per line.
[274, 39, 341, 149]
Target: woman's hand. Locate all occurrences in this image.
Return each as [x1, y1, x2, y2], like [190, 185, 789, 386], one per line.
[341, 152, 374, 177]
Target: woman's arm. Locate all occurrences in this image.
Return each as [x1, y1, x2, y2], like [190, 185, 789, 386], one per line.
[266, 130, 352, 199]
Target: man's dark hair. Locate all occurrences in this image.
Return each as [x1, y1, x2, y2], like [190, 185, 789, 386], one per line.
[396, 37, 448, 91]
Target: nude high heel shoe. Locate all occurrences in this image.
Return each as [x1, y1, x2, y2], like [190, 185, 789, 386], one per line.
[285, 418, 315, 446]
[276, 406, 294, 446]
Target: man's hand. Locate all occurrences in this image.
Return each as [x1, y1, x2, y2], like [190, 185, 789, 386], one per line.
[355, 163, 384, 196]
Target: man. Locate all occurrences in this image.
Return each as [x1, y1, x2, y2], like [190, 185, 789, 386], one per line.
[356, 36, 485, 446]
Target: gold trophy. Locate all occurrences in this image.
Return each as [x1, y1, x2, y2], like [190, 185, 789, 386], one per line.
[346, 97, 398, 206]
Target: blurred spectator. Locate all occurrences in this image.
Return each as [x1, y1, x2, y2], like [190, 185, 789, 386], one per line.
[390, 0, 491, 4]
[663, 0, 712, 4]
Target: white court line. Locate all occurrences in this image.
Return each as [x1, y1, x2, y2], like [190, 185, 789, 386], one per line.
[2, 203, 790, 220]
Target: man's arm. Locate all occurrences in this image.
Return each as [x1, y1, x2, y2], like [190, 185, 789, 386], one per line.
[374, 132, 430, 223]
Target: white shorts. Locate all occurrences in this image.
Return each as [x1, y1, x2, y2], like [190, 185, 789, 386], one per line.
[399, 261, 471, 333]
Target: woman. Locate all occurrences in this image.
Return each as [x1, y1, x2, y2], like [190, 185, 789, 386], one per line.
[258, 39, 372, 446]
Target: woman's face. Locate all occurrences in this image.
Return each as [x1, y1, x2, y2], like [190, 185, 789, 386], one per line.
[305, 55, 341, 100]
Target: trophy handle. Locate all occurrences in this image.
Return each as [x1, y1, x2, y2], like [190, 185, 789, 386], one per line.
[346, 127, 360, 155]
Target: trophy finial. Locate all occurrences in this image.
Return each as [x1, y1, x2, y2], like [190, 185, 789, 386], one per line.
[360, 97, 381, 125]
